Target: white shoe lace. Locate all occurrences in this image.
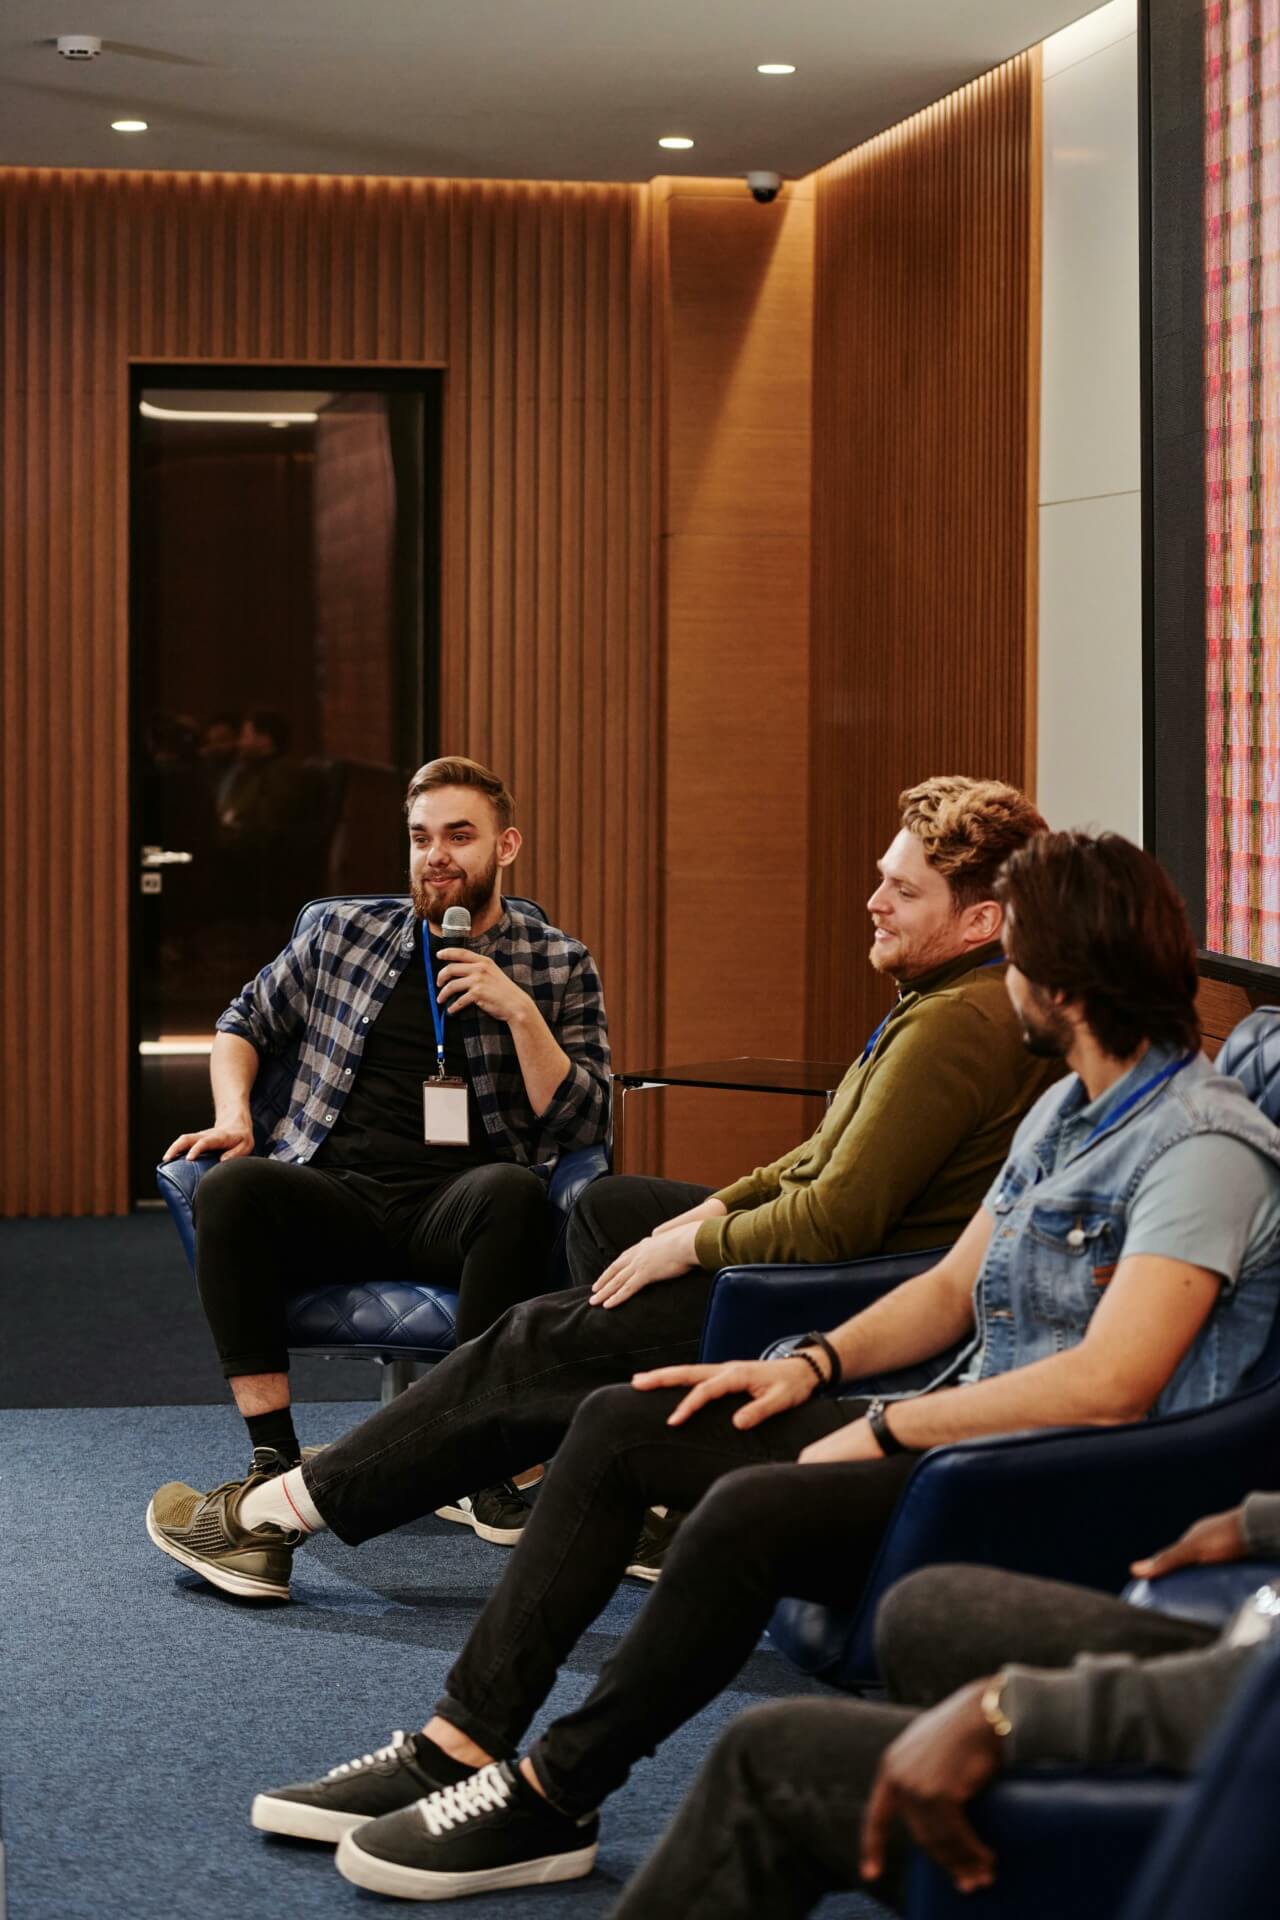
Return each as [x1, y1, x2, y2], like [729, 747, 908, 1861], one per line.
[417, 1763, 513, 1836]
[325, 1731, 409, 1779]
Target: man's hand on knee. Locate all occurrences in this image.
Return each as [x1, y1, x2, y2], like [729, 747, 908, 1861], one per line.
[163, 1120, 255, 1163]
[589, 1225, 703, 1309]
[631, 1357, 822, 1429]
[860, 1679, 1003, 1893]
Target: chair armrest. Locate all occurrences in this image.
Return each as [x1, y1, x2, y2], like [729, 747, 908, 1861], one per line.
[907, 1774, 1182, 1920]
[547, 1144, 609, 1220]
[698, 1249, 946, 1364]
[155, 1152, 222, 1273]
[841, 1373, 1280, 1682]
[1122, 1560, 1280, 1631]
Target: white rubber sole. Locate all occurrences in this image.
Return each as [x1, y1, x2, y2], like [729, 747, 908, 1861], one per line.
[145, 1500, 290, 1601]
[250, 1792, 366, 1844]
[433, 1501, 524, 1548]
[623, 1562, 661, 1584]
[335, 1829, 598, 1900]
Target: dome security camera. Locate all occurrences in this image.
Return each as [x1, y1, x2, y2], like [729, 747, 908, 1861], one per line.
[746, 171, 783, 204]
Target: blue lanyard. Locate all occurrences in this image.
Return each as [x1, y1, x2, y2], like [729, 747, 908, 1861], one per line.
[421, 924, 447, 1075]
[1080, 1051, 1194, 1150]
[859, 955, 1006, 1064]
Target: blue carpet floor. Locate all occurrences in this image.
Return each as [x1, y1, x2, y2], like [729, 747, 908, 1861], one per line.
[1, 1403, 890, 1920]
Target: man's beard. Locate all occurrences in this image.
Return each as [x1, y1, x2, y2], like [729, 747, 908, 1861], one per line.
[412, 852, 500, 924]
[1019, 1000, 1073, 1059]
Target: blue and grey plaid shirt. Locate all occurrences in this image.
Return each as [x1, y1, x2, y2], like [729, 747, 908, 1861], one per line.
[216, 897, 610, 1172]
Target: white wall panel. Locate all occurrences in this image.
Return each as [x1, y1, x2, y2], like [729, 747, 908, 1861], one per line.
[1038, 492, 1142, 835]
[1040, 17, 1140, 504]
[1037, 0, 1141, 839]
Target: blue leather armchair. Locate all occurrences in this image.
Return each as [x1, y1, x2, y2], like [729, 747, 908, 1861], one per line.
[906, 1559, 1280, 1920]
[709, 1006, 1280, 1689]
[156, 894, 609, 1400]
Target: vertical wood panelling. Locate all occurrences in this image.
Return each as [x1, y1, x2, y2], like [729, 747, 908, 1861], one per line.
[805, 53, 1042, 1065]
[0, 166, 658, 1215]
[655, 178, 816, 1186]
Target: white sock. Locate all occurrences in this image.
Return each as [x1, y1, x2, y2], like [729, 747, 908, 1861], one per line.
[240, 1465, 326, 1535]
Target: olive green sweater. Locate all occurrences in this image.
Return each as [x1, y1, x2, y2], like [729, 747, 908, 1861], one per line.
[692, 944, 1060, 1272]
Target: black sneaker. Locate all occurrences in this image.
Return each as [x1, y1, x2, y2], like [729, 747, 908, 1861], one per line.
[251, 1730, 474, 1845]
[335, 1760, 599, 1898]
[434, 1482, 530, 1546]
[624, 1507, 684, 1583]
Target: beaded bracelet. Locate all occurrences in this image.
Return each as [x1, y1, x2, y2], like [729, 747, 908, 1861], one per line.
[801, 1329, 843, 1395]
[788, 1348, 828, 1396]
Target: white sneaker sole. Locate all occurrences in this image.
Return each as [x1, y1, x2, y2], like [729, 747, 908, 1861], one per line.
[335, 1829, 598, 1899]
[145, 1499, 291, 1601]
[250, 1792, 367, 1843]
[433, 1501, 525, 1548]
[623, 1561, 661, 1583]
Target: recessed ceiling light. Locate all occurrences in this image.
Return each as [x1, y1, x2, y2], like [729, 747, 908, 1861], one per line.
[111, 119, 149, 134]
[757, 64, 797, 76]
[658, 136, 694, 150]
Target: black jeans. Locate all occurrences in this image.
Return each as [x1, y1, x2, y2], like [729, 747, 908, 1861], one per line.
[610, 1567, 1217, 1920]
[302, 1173, 715, 1536]
[193, 1155, 551, 1376]
[434, 1382, 918, 1815]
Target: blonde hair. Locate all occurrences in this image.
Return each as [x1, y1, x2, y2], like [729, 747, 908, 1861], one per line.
[898, 776, 1047, 908]
[405, 756, 515, 831]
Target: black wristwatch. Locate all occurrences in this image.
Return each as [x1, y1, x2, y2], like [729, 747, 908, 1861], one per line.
[865, 1397, 911, 1457]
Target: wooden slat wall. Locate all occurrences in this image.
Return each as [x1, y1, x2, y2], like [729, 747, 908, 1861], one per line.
[653, 177, 817, 1186]
[805, 52, 1042, 1063]
[0, 167, 658, 1215]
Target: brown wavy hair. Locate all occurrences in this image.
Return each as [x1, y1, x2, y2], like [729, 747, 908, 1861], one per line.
[899, 777, 1048, 908]
[405, 756, 515, 831]
[995, 831, 1201, 1057]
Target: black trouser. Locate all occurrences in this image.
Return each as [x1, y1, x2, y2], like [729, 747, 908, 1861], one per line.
[301, 1173, 714, 1536]
[193, 1156, 552, 1376]
[433, 1382, 920, 1815]
[611, 1567, 1217, 1919]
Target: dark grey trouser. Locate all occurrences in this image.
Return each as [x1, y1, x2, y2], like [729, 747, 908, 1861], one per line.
[610, 1565, 1218, 1920]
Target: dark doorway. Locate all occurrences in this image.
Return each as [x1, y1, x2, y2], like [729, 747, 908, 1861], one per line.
[129, 367, 441, 1199]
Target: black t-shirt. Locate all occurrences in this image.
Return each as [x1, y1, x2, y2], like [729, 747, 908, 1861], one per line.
[312, 932, 495, 1185]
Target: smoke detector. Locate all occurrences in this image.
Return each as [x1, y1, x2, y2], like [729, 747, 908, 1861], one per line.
[56, 35, 103, 59]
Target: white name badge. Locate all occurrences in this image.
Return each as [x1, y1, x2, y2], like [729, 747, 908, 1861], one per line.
[422, 1077, 471, 1146]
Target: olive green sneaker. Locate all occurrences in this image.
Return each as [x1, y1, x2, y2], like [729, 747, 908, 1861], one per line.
[146, 1469, 300, 1601]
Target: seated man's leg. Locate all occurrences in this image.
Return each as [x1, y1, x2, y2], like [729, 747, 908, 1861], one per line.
[565, 1174, 714, 1290]
[328, 1390, 913, 1893]
[193, 1157, 387, 1460]
[611, 1697, 917, 1920]
[515, 1428, 915, 1816]
[300, 1186, 717, 1547]
[875, 1565, 1219, 1708]
[394, 1163, 553, 1346]
[149, 1198, 727, 1596]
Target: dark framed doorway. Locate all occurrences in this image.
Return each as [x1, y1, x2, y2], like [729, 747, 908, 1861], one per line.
[128, 364, 442, 1199]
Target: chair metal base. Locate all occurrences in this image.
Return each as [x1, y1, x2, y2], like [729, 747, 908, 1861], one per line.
[379, 1357, 423, 1403]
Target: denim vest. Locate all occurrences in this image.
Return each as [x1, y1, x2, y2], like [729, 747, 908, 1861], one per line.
[942, 1044, 1280, 1415]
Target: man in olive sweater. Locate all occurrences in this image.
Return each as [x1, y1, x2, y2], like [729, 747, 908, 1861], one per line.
[610, 1493, 1280, 1917]
[146, 775, 1058, 1599]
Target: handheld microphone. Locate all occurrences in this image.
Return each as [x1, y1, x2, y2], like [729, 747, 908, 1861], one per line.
[441, 906, 472, 939]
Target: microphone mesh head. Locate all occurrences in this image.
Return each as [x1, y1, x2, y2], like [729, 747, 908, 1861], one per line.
[441, 906, 472, 937]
